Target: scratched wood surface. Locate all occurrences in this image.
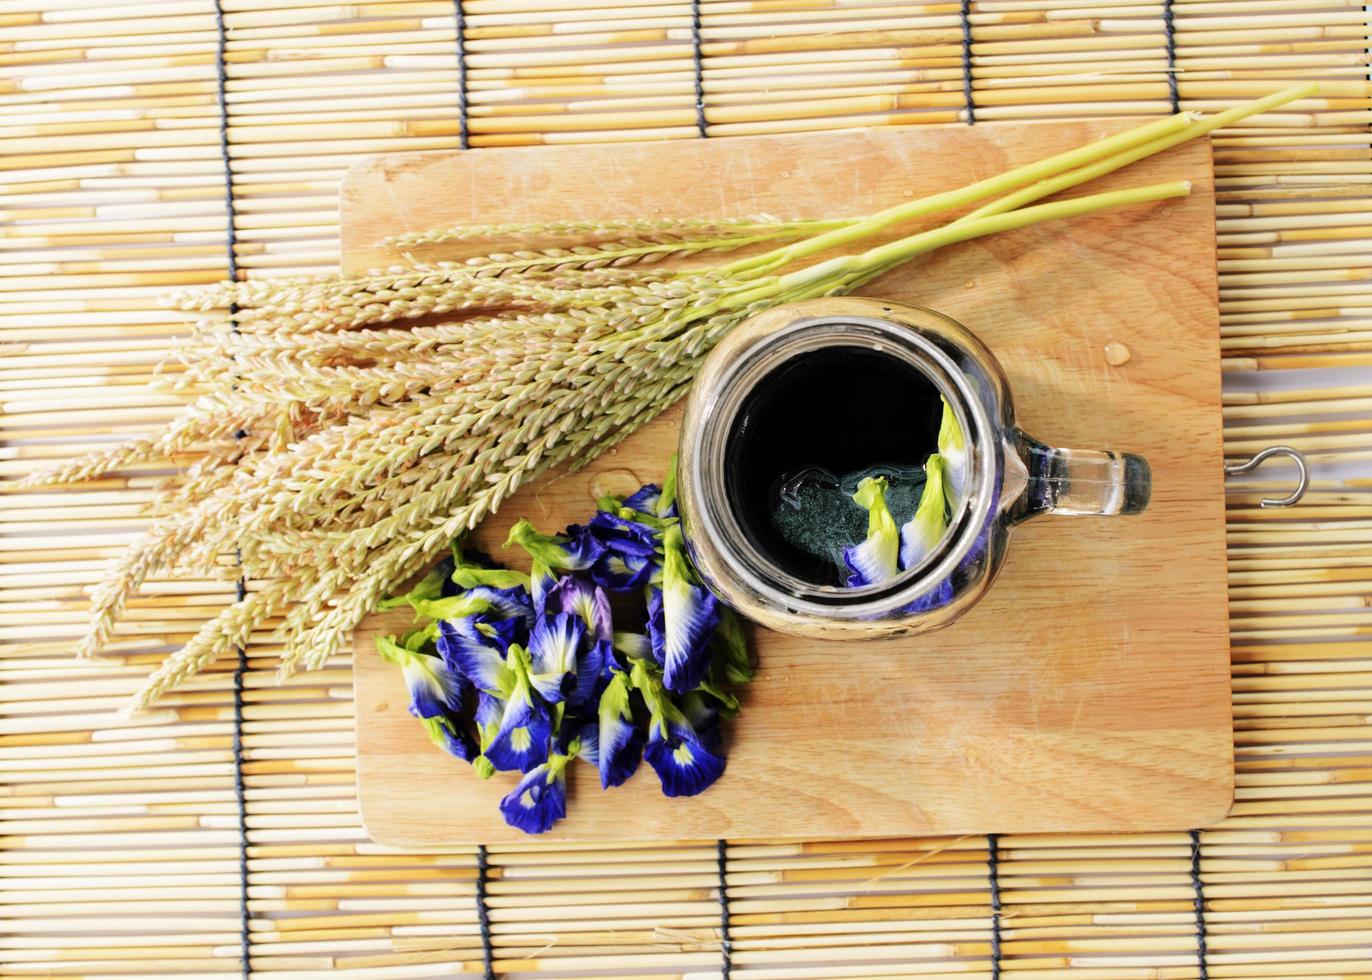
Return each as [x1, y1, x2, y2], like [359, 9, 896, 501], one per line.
[345, 122, 1233, 845]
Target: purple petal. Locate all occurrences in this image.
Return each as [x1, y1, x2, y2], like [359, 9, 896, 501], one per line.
[647, 580, 719, 695]
[545, 575, 613, 644]
[462, 584, 534, 630]
[485, 690, 552, 773]
[527, 612, 586, 704]
[644, 718, 724, 797]
[568, 638, 610, 715]
[401, 653, 466, 719]
[436, 619, 511, 695]
[498, 763, 567, 834]
[622, 483, 662, 514]
[420, 715, 478, 762]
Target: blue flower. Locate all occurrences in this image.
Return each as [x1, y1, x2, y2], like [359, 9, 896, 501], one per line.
[485, 694, 553, 773]
[631, 659, 725, 798]
[710, 607, 752, 686]
[462, 584, 534, 631]
[498, 757, 569, 834]
[900, 454, 949, 571]
[376, 636, 466, 720]
[623, 465, 679, 519]
[587, 509, 660, 593]
[647, 525, 719, 694]
[843, 476, 900, 587]
[938, 395, 967, 511]
[419, 714, 478, 762]
[594, 669, 644, 789]
[506, 518, 603, 572]
[436, 618, 515, 696]
[545, 575, 612, 644]
[589, 549, 657, 593]
[568, 638, 610, 715]
[622, 483, 666, 516]
[484, 647, 553, 773]
[644, 716, 725, 798]
[526, 611, 587, 704]
[473, 689, 505, 774]
[506, 519, 606, 613]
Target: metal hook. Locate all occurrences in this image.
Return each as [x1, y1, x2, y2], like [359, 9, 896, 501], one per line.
[1224, 445, 1309, 508]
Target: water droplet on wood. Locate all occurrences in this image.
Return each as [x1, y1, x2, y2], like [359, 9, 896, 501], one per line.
[1104, 341, 1132, 366]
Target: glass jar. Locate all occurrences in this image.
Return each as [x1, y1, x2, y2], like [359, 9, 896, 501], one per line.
[677, 297, 1151, 638]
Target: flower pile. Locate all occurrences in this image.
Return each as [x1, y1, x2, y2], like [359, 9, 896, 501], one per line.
[843, 396, 966, 601]
[376, 467, 753, 834]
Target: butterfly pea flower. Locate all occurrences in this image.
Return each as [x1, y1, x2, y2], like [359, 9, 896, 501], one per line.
[462, 584, 535, 632]
[612, 630, 652, 664]
[506, 519, 604, 612]
[499, 743, 579, 834]
[900, 454, 949, 571]
[622, 484, 667, 518]
[647, 525, 719, 694]
[527, 611, 587, 704]
[436, 618, 516, 696]
[938, 395, 967, 511]
[450, 545, 531, 593]
[587, 509, 661, 593]
[419, 714, 478, 763]
[545, 575, 612, 645]
[472, 689, 506, 779]
[570, 640, 611, 715]
[710, 607, 752, 687]
[631, 660, 725, 798]
[594, 668, 645, 788]
[376, 636, 467, 720]
[622, 462, 680, 520]
[843, 476, 901, 587]
[484, 644, 554, 773]
[645, 718, 725, 797]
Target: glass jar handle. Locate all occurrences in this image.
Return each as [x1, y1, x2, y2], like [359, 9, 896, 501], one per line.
[1014, 433, 1151, 520]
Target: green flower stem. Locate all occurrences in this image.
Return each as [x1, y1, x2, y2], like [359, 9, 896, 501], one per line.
[717, 111, 1194, 278]
[960, 82, 1318, 224]
[720, 83, 1315, 282]
[728, 180, 1192, 306]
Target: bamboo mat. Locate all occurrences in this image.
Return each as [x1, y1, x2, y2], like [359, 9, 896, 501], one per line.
[3, 1, 1372, 977]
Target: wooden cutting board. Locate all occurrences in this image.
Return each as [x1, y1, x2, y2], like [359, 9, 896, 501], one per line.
[343, 122, 1232, 846]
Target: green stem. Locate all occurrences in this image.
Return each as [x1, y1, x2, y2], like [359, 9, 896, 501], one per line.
[959, 82, 1318, 224]
[729, 180, 1192, 306]
[720, 83, 1317, 281]
[717, 111, 1195, 278]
